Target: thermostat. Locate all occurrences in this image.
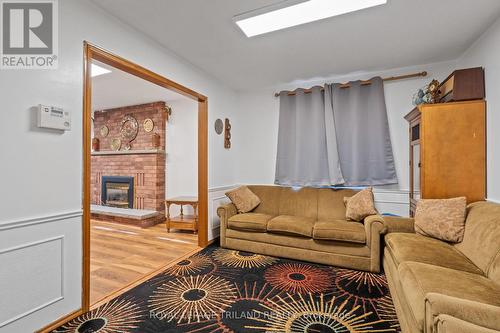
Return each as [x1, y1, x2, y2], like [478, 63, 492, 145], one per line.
[37, 105, 71, 131]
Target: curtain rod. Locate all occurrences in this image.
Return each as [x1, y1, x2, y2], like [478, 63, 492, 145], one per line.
[274, 71, 428, 97]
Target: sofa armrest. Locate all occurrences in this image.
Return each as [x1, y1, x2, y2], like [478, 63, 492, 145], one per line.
[364, 215, 387, 247]
[425, 293, 500, 333]
[435, 314, 499, 333]
[382, 215, 415, 233]
[363, 215, 387, 272]
[217, 203, 237, 247]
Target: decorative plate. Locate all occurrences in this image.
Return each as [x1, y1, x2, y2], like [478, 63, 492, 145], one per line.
[111, 138, 122, 151]
[99, 125, 109, 138]
[120, 115, 139, 141]
[143, 118, 154, 133]
[214, 118, 223, 135]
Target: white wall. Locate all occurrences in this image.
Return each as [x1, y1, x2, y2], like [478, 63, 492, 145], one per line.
[165, 99, 232, 239]
[457, 16, 500, 203]
[234, 61, 457, 215]
[0, 0, 239, 331]
[166, 98, 198, 216]
[234, 61, 456, 196]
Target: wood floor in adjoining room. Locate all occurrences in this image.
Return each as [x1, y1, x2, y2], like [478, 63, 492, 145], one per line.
[90, 219, 199, 305]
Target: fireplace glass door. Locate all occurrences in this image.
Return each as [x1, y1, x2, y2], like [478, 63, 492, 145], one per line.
[106, 182, 130, 208]
[101, 176, 134, 208]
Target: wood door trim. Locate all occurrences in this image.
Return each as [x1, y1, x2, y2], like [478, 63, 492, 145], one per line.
[80, 41, 209, 318]
[87, 43, 206, 102]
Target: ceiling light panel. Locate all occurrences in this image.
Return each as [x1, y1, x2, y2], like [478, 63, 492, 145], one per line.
[91, 63, 112, 77]
[235, 0, 387, 37]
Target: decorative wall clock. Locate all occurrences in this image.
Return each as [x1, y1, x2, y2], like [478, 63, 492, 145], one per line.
[214, 119, 223, 135]
[120, 115, 139, 142]
[143, 118, 154, 132]
[99, 125, 109, 137]
[111, 138, 122, 151]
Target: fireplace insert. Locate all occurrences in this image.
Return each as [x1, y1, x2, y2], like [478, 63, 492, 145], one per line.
[101, 176, 134, 208]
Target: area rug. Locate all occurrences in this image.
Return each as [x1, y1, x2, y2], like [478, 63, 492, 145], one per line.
[52, 246, 400, 332]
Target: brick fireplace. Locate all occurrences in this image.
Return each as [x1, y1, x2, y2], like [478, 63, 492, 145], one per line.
[91, 101, 167, 227]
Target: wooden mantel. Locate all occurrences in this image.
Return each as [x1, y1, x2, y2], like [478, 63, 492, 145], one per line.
[91, 149, 165, 156]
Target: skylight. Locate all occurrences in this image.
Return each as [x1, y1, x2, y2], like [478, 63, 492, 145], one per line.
[235, 0, 387, 37]
[91, 63, 112, 77]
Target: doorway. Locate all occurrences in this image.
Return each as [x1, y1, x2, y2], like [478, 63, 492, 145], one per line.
[82, 42, 208, 312]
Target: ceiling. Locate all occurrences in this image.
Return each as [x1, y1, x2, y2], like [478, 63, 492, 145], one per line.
[90, 0, 500, 90]
[92, 60, 187, 111]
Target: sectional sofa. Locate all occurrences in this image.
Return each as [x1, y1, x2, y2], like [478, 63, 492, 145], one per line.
[218, 185, 500, 333]
[383, 201, 500, 333]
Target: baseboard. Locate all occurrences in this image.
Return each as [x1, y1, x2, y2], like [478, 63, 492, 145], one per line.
[206, 237, 219, 246]
[35, 309, 84, 333]
[487, 198, 500, 204]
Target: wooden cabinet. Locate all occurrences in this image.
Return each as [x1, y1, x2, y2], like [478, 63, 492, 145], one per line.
[438, 67, 485, 102]
[405, 100, 486, 216]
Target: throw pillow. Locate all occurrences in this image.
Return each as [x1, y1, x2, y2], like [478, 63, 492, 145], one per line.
[414, 197, 467, 243]
[225, 186, 261, 213]
[344, 187, 378, 222]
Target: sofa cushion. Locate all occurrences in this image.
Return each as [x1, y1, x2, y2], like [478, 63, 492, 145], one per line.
[414, 197, 467, 243]
[454, 202, 500, 278]
[247, 185, 281, 216]
[267, 215, 316, 237]
[344, 187, 378, 221]
[278, 187, 318, 219]
[398, 262, 500, 331]
[225, 186, 261, 213]
[228, 213, 274, 232]
[317, 188, 357, 221]
[385, 233, 483, 275]
[313, 220, 366, 243]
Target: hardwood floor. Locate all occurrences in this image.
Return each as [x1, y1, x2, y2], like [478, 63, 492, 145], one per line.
[90, 219, 199, 305]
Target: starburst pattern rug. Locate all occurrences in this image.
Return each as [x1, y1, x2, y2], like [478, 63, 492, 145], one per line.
[52, 246, 400, 333]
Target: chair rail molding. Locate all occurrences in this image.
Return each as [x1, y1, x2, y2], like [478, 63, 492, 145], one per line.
[0, 210, 83, 231]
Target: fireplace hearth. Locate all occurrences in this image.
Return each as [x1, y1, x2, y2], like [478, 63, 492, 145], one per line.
[101, 176, 134, 208]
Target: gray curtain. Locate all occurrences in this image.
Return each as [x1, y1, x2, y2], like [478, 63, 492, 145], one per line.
[326, 77, 397, 186]
[275, 87, 344, 186]
[276, 76, 397, 187]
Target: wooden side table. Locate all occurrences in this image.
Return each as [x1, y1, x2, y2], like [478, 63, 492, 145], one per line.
[165, 196, 198, 234]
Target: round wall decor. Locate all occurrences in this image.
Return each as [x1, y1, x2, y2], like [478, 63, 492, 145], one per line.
[214, 118, 223, 135]
[99, 125, 109, 138]
[111, 138, 122, 151]
[143, 118, 154, 133]
[120, 115, 139, 142]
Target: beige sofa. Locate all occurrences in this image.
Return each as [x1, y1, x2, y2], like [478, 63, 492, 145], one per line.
[217, 185, 387, 272]
[383, 201, 500, 333]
